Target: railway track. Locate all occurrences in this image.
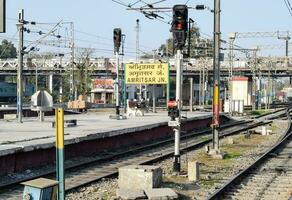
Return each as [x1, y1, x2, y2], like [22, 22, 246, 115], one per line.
[207, 108, 292, 200]
[0, 109, 286, 199]
[0, 119, 270, 199]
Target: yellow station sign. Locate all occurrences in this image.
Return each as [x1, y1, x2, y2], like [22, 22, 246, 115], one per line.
[125, 63, 169, 85]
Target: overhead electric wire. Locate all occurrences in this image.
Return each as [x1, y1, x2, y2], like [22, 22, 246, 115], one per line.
[284, 0, 292, 17]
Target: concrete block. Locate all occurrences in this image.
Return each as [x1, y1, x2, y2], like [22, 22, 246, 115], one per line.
[261, 126, 267, 135]
[188, 161, 199, 181]
[145, 188, 178, 200]
[208, 149, 225, 159]
[3, 114, 17, 120]
[119, 165, 162, 190]
[116, 188, 147, 200]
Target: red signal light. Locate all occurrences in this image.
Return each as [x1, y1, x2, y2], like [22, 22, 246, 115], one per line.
[175, 22, 183, 30]
[167, 100, 178, 108]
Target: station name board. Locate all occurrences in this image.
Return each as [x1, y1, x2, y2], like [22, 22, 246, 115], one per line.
[125, 63, 169, 85]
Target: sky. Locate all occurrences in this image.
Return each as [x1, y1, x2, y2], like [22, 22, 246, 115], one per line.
[2, 0, 292, 58]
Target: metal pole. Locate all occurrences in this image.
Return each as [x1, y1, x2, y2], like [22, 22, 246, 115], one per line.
[202, 65, 205, 106]
[199, 63, 202, 106]
[228, 35, 235, 113]
[252, 48, 257, 111]
[35, 62, 38, 92]
[55, 108, 65, 200]
[152, 85, 156, 112]
[17, 9, 24, 123]
[153, 50, 156, 113]
[212, 0, 221, 153]
[189, 77, 193, 112]
[285, 39, 291, 84]
[115, 52, 120, 116]
[188, 19, 192, 57]
[59, 56, 63, 103]
[258, 68, 262, 110]
[135, 19, 142, 101]
[267, 61, 271, 109]
[173, 49, 183, 172]
[69, 22, 75, 101]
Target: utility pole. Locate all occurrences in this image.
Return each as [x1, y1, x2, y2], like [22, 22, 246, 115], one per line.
[205, 60, 209, 105]
[278, 32, 291, 84]
[258, 62, 262, 110]
[252, 47, 258, 111]
[17, 9, 24, 123]
[189, 77, 193, 112]
[267, 60, 272, 109]
[210, 0, 221, 155]
[199, 62, 202, 106]
[35, 59, 38, 92]
[135, 19, 142, 100]
[152, 50, 157, 113]
[58, 53, 64, 103]
[228, 33, 236, 114]
[69, 22, 75, 101]
[202, 64, 205, 106]
[188, 18, 194, 57]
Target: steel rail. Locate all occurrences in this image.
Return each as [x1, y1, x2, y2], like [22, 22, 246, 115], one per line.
[207, 107, 292, 200]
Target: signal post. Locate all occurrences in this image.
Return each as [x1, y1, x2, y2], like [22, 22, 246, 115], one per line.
[167, 5, 188, 173]
[111, 28, 122, 119]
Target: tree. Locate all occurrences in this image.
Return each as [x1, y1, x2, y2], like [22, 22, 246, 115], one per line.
[0, 40, 17, 59]
[74, 48, 94, 96]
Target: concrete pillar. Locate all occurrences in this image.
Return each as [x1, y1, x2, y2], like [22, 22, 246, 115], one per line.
[189, 78, 193, 112]
[152, 85, 156, 113]
[48, 74, 53, 94]
[39, 111, 44, 122]
[22, 76, 27, 93]
[188, 161, 199, 181]
[91, 93, 95, 103]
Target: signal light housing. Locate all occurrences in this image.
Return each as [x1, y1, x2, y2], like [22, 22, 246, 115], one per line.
[113, 28, 122, 53]
[171, 5, 188, 49]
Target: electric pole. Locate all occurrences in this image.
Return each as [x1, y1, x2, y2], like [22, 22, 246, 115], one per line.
[152, 50, 157, 113]
[252, 47, 258, 111]
[135, 19, 142, 100]
[189, 77, 193, 112]
[210, 0, 221, 155]
[17, 9, 24, 123]
[69, 22, 75, 101]
[228, 33, 236, 114]
[278, 32, 290, 84]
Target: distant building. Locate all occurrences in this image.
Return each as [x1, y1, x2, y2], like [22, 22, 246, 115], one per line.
[91, 79, 114, 104]
[231, 76, 252, 106]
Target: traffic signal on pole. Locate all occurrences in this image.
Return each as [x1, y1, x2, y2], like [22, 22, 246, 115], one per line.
[113, 28, 122, 53]
[171, 5, 188, 49]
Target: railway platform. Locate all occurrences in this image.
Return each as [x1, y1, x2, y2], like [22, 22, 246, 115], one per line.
[0, 110, 231, 175]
